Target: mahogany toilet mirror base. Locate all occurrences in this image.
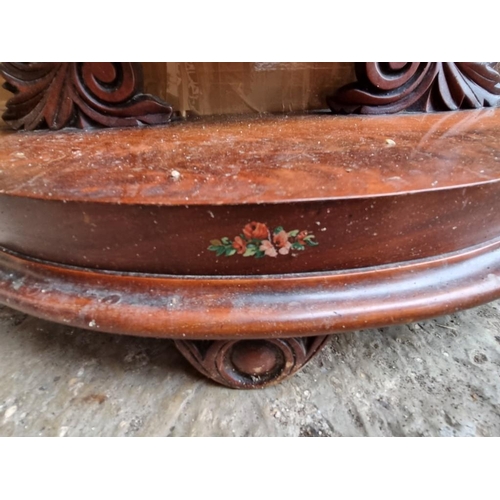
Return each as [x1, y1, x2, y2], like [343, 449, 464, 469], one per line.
[1, 62, 500, 389]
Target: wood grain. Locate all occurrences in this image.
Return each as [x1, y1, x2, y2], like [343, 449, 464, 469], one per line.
[2, 109, 500, 204]
[1, 237, 500, 340]
[1, 110, 500, 275]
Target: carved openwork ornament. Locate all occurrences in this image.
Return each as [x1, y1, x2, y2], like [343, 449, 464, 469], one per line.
[175, 336, 329, 389]
[0, 62, 173, 130]
[328, 62, 500, 114]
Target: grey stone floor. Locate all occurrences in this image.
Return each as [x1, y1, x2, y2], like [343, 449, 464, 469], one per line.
[0, 302, 499, 437]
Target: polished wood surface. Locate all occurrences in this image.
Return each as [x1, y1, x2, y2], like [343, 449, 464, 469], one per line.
[1, 237, 500, 340]
[2, 109, 500, 204]
[1, 109, 500, 275]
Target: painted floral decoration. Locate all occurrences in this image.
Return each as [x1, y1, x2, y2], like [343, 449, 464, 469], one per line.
[208, 222, 318, 259]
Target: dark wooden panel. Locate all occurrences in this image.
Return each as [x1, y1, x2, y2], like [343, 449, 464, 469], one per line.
[0, 183, 500, 275]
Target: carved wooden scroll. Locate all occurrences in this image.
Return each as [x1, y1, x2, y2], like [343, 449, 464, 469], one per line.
[0, 62, 173, 130]
[328, 62, 500, 114]
[175, 336, 329, 389]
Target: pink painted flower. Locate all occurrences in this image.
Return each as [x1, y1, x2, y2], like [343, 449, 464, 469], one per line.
[232, 236, 247, 255]
[259, 240, 278, 257]
[243, 222, 269, 240]
[273, 229, 292, 255]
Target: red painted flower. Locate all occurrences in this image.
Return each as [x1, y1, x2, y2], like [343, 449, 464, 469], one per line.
[260, 240, 278, 257]
[296, 230, 308, 245]
[232, 236, 247, 255]
[243, 222, 269, 240]
[273, 229, 292, 255]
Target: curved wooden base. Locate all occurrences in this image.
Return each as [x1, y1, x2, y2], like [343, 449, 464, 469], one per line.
[174, 336, 329, 389]
[3, 110, 500, 388]
[2, 238, 500, 341]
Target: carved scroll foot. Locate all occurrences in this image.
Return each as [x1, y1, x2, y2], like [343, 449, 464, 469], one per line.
[174, 336, 329, 389]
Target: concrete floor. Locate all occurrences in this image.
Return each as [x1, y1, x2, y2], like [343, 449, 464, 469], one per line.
[0, 301, 499, 437]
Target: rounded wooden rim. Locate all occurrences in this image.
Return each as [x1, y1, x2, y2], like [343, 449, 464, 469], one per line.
[2, 238, 500, 340]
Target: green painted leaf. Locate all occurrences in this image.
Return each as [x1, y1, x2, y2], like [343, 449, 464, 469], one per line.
[273, 226, 284, 235]
[221, 237, 230, 245]
[306, 239, 319, 246]
[216, 247, 227, 257]
[292, 242, 305, 251]
[255, 250, 265, 258]
[210, 239, 222, 246]
[288, 229, 299, 237]
[243, 247, 257, 257]
[226, 248, 237, 256]
[208, 245, 221, 252]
